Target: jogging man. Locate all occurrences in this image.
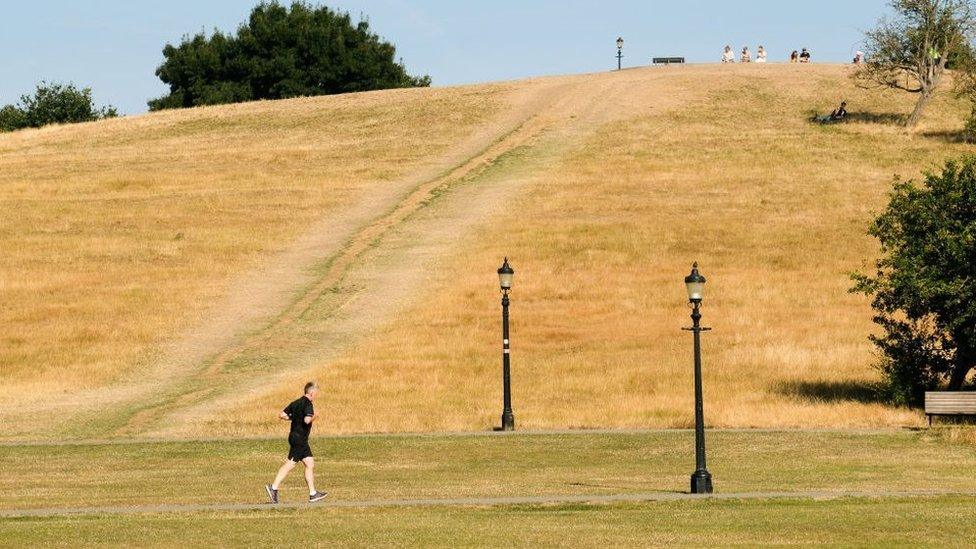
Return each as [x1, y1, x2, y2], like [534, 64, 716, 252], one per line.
[265, 382, 328, 503]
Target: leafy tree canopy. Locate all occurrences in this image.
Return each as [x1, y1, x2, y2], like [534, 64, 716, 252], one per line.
[149, 1, 430, 110]
[852, 157, 976, 405]
[0, 82, 117, 132]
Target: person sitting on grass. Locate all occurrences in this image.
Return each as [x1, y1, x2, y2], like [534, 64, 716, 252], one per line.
[799, 48, 811, 63]
[790, 50, 799, 63]
[814, 101, 849, 124]
[830, 101, 849, 120]
[741, 46, 751, 63]
[756, 45, 768, 63]
[722, 45, 735, 63]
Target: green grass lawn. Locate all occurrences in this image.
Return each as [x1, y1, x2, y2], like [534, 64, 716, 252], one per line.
[2, 430, 975, 546]
[3, 497, 975, 547]
[2, 430, 975, 509]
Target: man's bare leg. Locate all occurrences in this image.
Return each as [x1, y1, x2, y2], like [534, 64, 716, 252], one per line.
[303, 457, 327, 501]
[272, 459, 296, 490]
[302, 456, 315, 494]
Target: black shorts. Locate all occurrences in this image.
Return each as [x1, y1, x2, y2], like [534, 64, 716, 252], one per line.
[288, 436, 313, 462]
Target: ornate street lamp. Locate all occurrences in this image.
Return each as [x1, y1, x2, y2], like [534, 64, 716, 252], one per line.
[498, 258, 515, 431]
[616, 37, 625, 70]
[683, 262, 713, 494]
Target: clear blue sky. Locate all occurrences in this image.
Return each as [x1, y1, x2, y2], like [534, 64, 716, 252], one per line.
[0, 1, 890, 114]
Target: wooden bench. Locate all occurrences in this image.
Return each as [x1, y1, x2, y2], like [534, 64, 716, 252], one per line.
[652, 57, 685, 65]
[925, 391, 976, 426]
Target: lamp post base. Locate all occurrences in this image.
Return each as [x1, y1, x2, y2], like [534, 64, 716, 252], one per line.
[690, 470, 713, 494]
[501, 412, 515, 432]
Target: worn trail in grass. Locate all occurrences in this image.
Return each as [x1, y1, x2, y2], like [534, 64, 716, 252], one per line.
[5, 490, 976, 519]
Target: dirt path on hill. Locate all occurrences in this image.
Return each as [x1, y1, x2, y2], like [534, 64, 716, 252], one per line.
[141, 69, 695, 438]
[132, 78, 606, 437]
[0, 78, 564, 436]
[0, 68, 695, 440]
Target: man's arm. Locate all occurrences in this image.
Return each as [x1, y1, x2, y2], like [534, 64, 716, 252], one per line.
[304, 401, 315, 424]
[279, 410, 290, 421]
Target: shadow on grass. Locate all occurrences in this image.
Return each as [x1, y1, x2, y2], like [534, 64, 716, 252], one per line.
[776, 379, 889, 405]
[845, 112, 908, 125]
[919, 416, 976, 427]
[920, 130, 974, 144]
[805, 111, 908, 127]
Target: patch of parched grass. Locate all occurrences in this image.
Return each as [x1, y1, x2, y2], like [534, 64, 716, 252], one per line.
[0, 84, 506, 400]
[4, 66, 974, 439]
[277, 65, 971, 434]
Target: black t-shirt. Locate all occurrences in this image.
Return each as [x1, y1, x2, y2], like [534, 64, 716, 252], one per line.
[284, 396, 314, 441]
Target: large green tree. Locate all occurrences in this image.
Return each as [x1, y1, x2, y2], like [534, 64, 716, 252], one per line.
[149, 1, 430, 110]
[852, 157, 976, 405]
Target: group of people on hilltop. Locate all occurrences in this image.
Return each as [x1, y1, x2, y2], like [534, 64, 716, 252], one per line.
[789, 48, 812, 63]
[723, 45, 769, 63]
[723, 45, 811, 63]
[722, 46, 873, 65]
[719, 44, 850, 123]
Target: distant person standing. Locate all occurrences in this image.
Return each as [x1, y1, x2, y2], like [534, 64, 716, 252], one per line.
[265, 382, 328, 504]
[722, 45, 735, 63]
[741, 46, 751, 63]
[799, 48, 811, 63]
[756, 46, 768, 63]
[790, 50, 799, 63]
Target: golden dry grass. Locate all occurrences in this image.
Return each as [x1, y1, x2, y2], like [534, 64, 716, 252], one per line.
[0, 85, 508, 392]
[227, 65, 971, 435]
[1, 64, 972, 439]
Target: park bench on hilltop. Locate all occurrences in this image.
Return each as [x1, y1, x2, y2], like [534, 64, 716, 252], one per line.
[652, 57, 685, 65]
[925, 391, 976, 426]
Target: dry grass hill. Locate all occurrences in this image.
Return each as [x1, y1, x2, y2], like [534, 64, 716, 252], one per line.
[0, 63, 970, 441]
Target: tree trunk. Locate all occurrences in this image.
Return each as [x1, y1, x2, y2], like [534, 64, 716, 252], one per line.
[906, 88, 933, 127]
[906, 65, 944, 128]
[947, 346, 973, 391]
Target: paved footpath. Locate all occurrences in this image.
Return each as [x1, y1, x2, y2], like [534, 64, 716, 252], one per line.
[3, 490, 974, 519]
